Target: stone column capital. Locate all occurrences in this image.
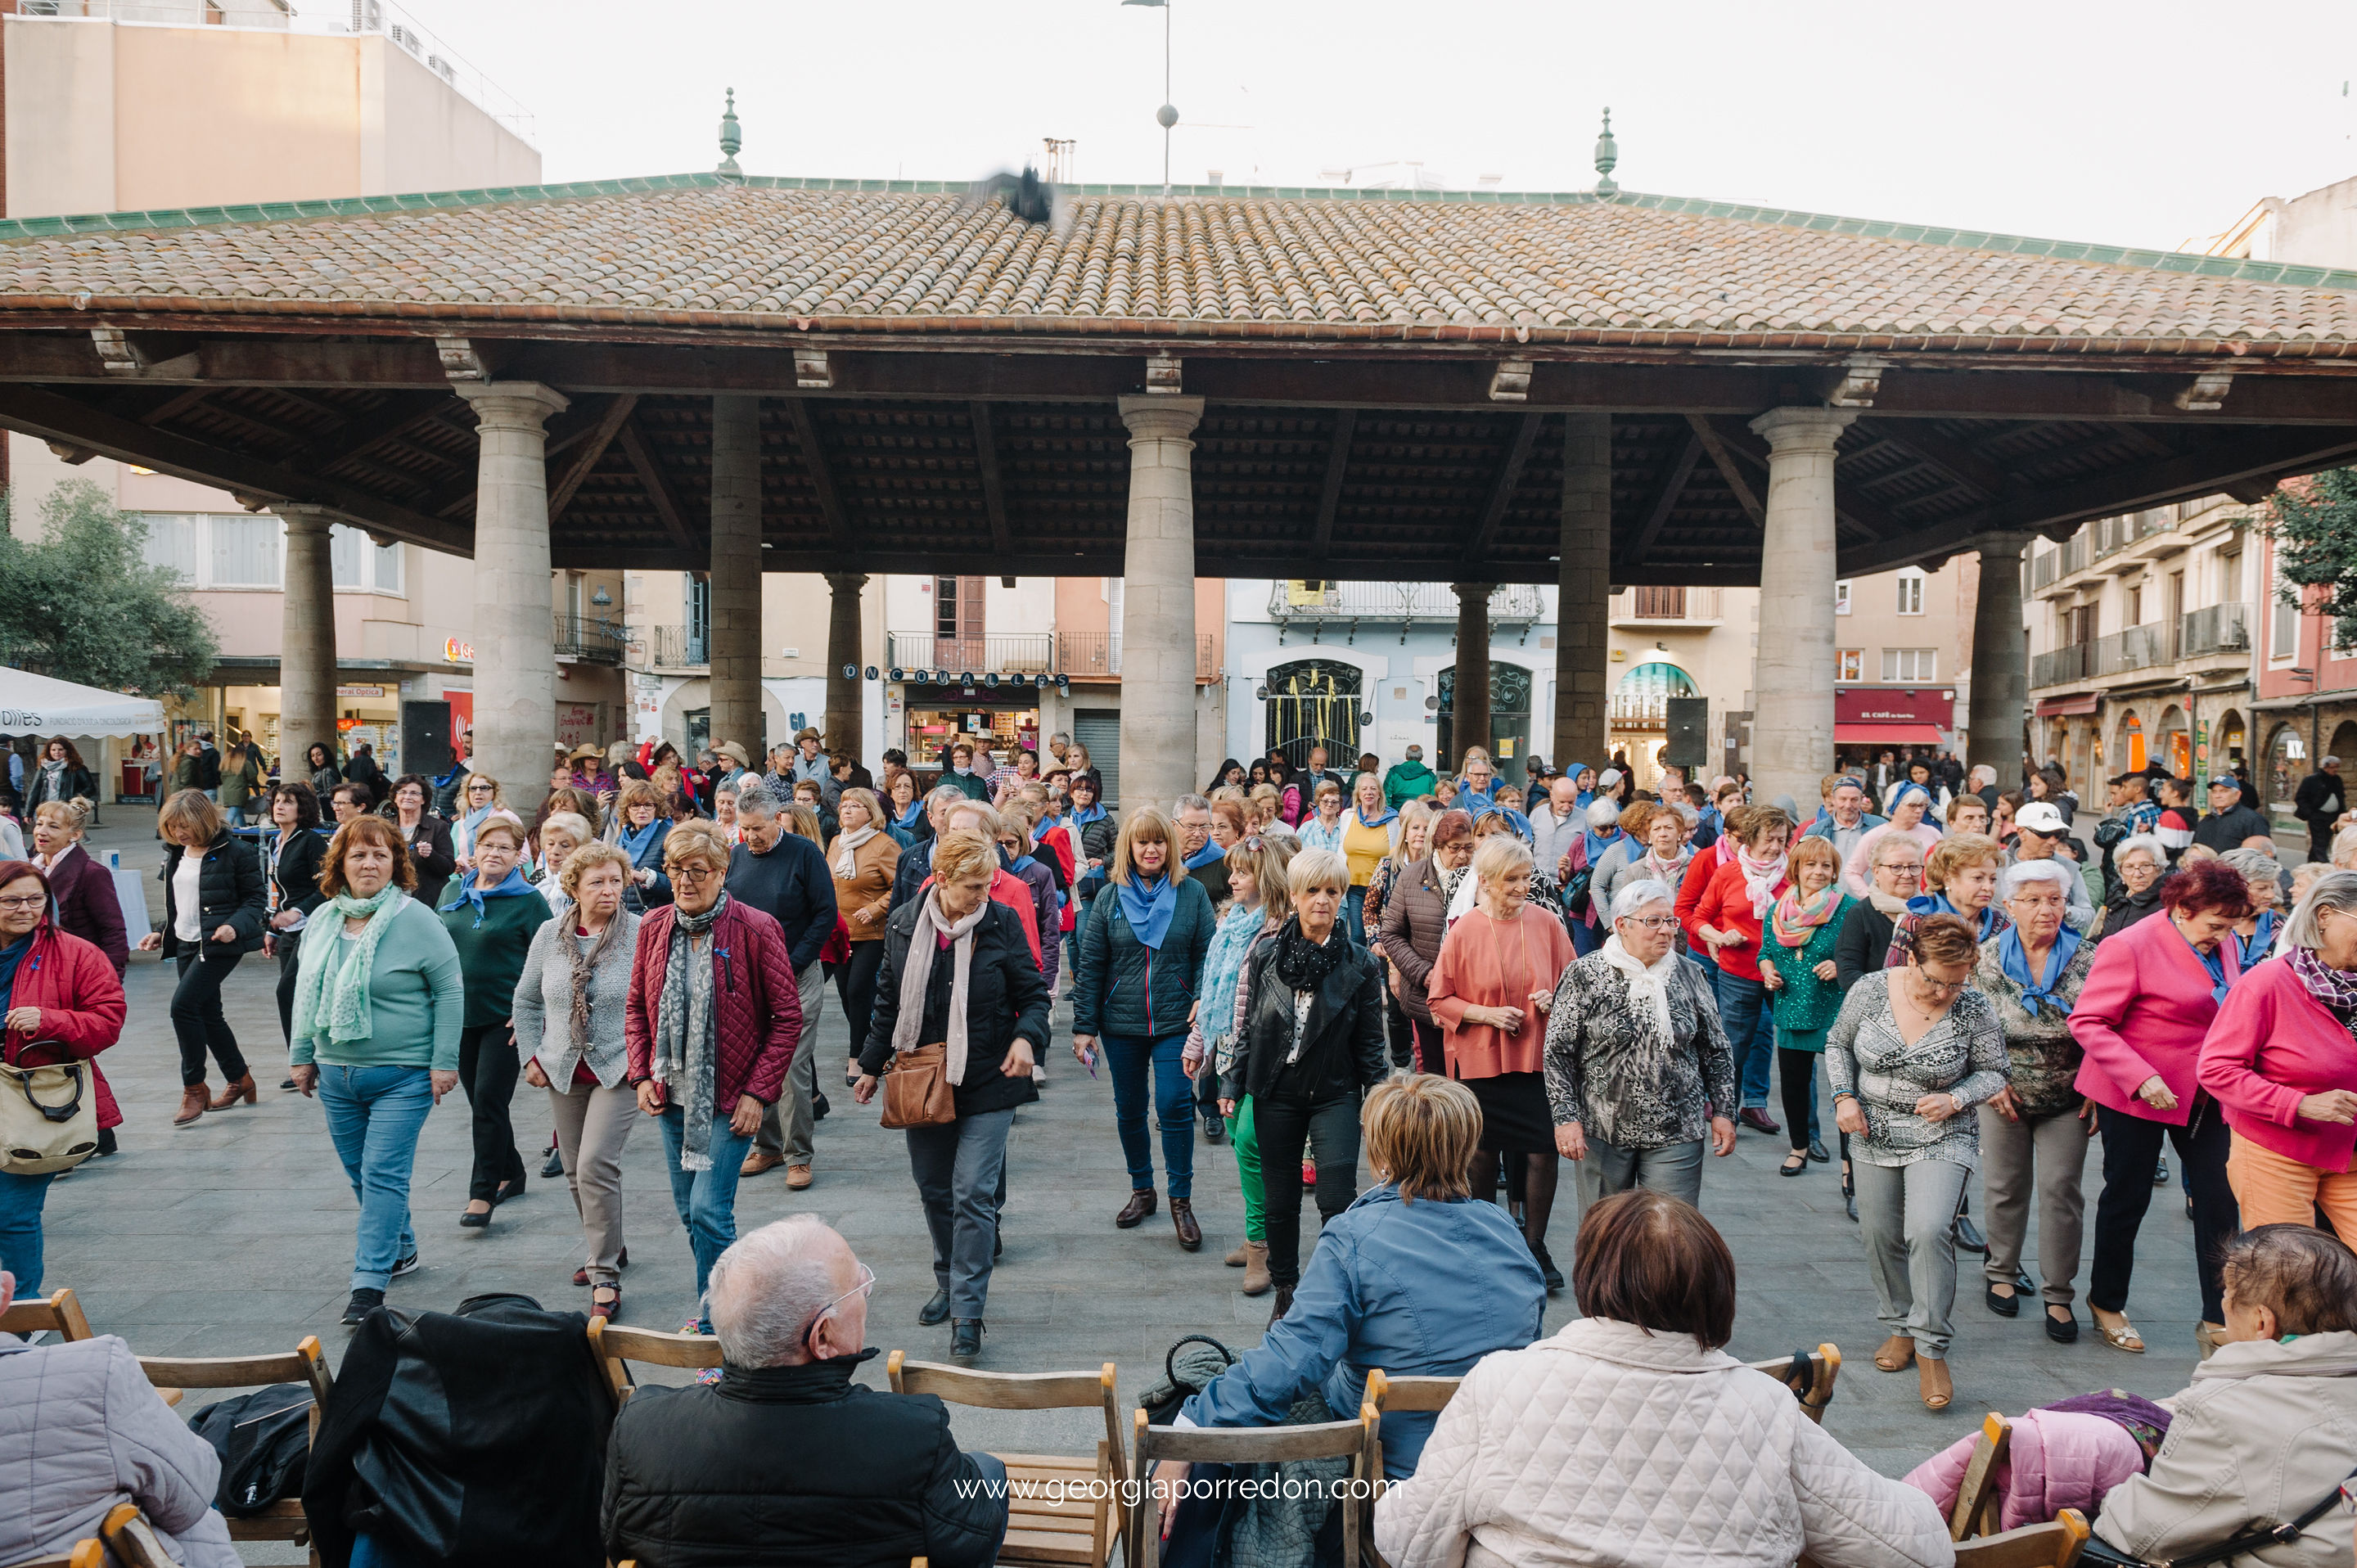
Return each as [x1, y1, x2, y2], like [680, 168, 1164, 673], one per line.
[1451, 582, 1498, 602]
[1971, 531, 2039, 558]
[1117, 394, 1205, 443]
[825, 571, 871, 593]
[457, 381, 570, 430]
[1748, 405, 1857, 453]
[272, 503, 338, 536]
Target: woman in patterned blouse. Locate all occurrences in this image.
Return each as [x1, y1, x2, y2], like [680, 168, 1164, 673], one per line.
[1827, 912, 2008, 1413]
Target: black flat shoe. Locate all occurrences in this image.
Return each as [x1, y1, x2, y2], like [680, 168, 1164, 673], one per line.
[1203, 1116, 1226, 1145]
[919, 1288, 952, 1327]
[1985, 1283, 2021, 1318]
[2045, 1309, 2080, 1344]
[1808, 1139, 1831, 1163]
[460, 1206, 491, 1228]
[1954, 1215, 1987, 1255]
[950, 1319, 985, 1359]
[1779, 1152, 1809, 1178]
[342, 1288, 385, 1326]
[2014, 1268, 2035, 1295]
[813, 1090, 831, 1122]
[1532, 1241, 1563, 1294]
[542, 1147, 566, 1178]
[1845, 1193, 1859, 1222]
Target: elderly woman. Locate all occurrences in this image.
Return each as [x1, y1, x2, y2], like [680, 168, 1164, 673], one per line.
[2101, 833, 2170, 938]
[827, 785, 900, 1054]
[624, 821, 803, 1333]
[287, 817, 465, 1326]
[1557, 798, 1628, 955]
[1828, 912, 2008, 1411]
[2073, 858, 2251, 1356]
[531, 810, 593, 916]
[2220, 846, 2286, 969]
[1842, 784, 1942, 899]
[439, 813, 551, 1230]
[1911, 832, 2010, 941]
[1339, 772, 1399, 948]
[1760, 836, 1854, 1174]
[512, 841, 642, 1318]
[31, 798, 126, 976]
[1688, 804, 1792, 1137]
[1428, 836, 1580, 1288]
[1363, 799, 1434, 1067]
[1548, 877, 1737, 1221]
[1974, 859, 2098, 1343]
[2093, 1226, 2357, 1568]
[854, 830, 1049, 1359]
[611, 777, 674, 913]
[1297, 777, 1347, 853]
[1190, 833, 1295, 1295]
[1378, 807, 1474, 1076]
[136, 790, 267, 1126]
[1836, 831, 1926, 992]
[1597, 800, 1692, 923]
[1377, 1190, 1950, 1567]
[382, 773, 458, 910]
[2200, 869, 2357, 1238]
[1162, 1078, 1544, 1548]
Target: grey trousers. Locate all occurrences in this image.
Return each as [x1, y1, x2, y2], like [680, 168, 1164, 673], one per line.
[1855, 1156, 1971, 1358]
[1573, 1133, 1705, 1216]
[755, 962, 827, 1164]
[1978, 1103, 2089, 1307]
[907, 1106, 1016, 1319]
[547, 1079, 636, 1286]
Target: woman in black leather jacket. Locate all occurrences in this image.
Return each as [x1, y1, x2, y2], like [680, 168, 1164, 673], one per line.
[135, 789, 267, 1126]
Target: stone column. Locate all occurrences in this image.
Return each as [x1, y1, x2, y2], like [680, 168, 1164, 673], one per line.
[1555, 412, 1612, 770]
[1453, 583, 1494, 768]
[457, 382, 569, 816]
[1747, 406, 1857, 809]
[708, 395, 764, 760]
[276, 506, 340, 773]
[824, 572, 868, 759]
[1967, 534, 2034, 777]
[1115, 394, 1204, 814]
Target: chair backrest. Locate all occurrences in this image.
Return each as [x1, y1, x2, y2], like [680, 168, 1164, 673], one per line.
[96, 1505, 172, 1568]
[588, 1318, 723, 1407]
[1949, 1413, 2016, 1541]
[1952, 1508, 2090, 1568]
[1745, 1343, 1843, 1425]
[1361, 1370, 1461, 1480]
[0, 1287, 94, 1343]
[1130, 1406, 1380, 1568]
[137, 1337, 333, 1440]
[887, 1351, 1124, 1470]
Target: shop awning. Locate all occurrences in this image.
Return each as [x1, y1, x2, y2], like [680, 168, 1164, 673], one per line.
[0, 667, 164, 736]
[2036, 694, 2102, 717]
[1834, 722, 1944, 746]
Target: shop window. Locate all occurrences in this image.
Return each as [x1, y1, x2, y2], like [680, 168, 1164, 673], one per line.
[1266, 659, 1363, 766]
[1435, 663, 1531, 768]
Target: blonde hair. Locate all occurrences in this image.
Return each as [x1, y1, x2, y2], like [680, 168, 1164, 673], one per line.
[539, 811, 593, 850]
[471, 813, 528, 851]
[1363, 1075, 1481, 1202]
[34, 799, 89, 836]
[1925, 831, 2003, 892]
[1288, 846, 1350, 896]
[157, 788, 223, 847]
[662, 819, 733, 873]
[944, 800, 1003, 837]
[559, 840, 633, 899]
[930, 827, 997, 886]
[1313, 777, 1344, 804]
[1388, 799, 1435, 871]
[784, 804, 825, 845]
[836, 786, 885, 831]
[1471, 833, 1534, 886]
[1111, 806, 1186, 887]
[461, 772, 504, 807]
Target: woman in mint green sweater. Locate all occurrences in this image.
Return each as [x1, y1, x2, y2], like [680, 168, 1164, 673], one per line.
[438, 813, 549, 1229]
[288, 815, 464, 1327]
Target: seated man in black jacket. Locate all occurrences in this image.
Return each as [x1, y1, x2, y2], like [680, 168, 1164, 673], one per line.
[604, 1217, 1010, 1568]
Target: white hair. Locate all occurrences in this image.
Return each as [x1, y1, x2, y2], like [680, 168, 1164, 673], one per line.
[705, 1216, 853, 1369]
[736, 789, 778, 822]
[539, 811, 592, 846]
[2334, 826, 2357, 872]
[1472, 834, 1535, 885]
[2113, 832, 2165, 868]
[1584, 799, 1620, 830]
[1969, 764, 1997, 787]
[2220, 847, 2283, 885]
[1609, 878, 1674, 922]
[2285, 869, 2357, 951]
[2002, 858, 2076, 900]
[926, 783, 969, 812]
[1173, 794, 1211, 816]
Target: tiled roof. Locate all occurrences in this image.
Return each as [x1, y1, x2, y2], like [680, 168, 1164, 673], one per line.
[6, 174, 2355, 355]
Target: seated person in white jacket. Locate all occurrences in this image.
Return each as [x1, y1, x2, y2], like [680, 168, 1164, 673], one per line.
[1376, 1190, 1954, 1568]
[0, 1259, 241, 1568]
[2094, 1224, 2357, 1568]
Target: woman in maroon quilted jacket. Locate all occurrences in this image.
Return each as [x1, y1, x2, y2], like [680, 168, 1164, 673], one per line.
[625, 822, 801, 1333]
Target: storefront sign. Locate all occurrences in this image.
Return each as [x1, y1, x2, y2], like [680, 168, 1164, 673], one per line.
[1834, 687, 1956, 726]
[336, 685, 385, 698]
[443, 638, 475, 663]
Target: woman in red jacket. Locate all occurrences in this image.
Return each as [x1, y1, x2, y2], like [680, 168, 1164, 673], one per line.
[2199, 869, 2357, 1237]
[624, 822, 802, 1335]
[1686, 804, 1791, 1137]
[2071, 859, 2251, 1356]
[0, 858, 127, 1295]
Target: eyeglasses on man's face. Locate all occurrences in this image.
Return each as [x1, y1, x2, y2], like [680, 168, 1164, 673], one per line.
[803, 1261, 877, 1347]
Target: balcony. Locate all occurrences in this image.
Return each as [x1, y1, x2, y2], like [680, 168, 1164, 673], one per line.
[1609, 694, 1670, 726]
[2181, 602, 2251, 657]
[1056, 632, 1217, 681]
[2031, 642, 2095, 689]
[1265, 582, 1546, 625]
[553, 615, 628, 665]
[1614, 585, 1724, 625]
[884, 633, 1056, 675]
[2030, 601, 2254, 691]
[2032, 549, 2059, 593]
[650, 626, 707, 669]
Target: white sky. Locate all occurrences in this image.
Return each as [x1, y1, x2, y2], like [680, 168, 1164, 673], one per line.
[400, 0, 2356, 258]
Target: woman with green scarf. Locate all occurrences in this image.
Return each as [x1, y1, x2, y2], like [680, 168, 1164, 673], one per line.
[287, 815, 465, 1328]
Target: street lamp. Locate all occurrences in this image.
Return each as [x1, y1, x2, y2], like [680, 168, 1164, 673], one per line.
[1122, 0, 1176, 194]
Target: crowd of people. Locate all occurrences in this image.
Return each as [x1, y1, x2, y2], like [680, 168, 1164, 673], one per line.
[8, 723, 2357, 1567]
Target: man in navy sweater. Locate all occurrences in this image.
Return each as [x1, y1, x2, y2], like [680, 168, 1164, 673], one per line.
[729, 791, 837, 1187]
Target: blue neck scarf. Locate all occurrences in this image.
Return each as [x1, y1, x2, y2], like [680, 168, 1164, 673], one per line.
[2238, 910, 2278, 971]
[439, 864, 537, 926]
[1072, 802, 1107, 827]
[1116, 874, 1179, 951]
[1183, 840, 1226, 872]
[462, 804, 495, 837]
[1581, 823, 1622, 866]
[1353, 804, 1398, 830]
[891, 799, 925, 831]
[1909, 891, 2010, 941]
[620, 818, 664, 861]
[2179, 924, 2232, 1004]
[1010, 852, 1039, 879]
[0, 931, 34, 1007]
[1999, 921, 2083, 1015]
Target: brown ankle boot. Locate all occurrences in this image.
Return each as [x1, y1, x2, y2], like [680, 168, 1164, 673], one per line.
[173, 1085, 209, 1127]
[1239, 1241, 1272, 1296]
[1114, 1189, 1156, 1228]
[210, 1073, 257, 1111]
[1170, 1196, 1202, 1251]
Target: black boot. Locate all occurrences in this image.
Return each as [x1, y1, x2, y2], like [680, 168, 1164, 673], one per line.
[950, 1319, 985, 1359]
[919, 1288, 952, 1327]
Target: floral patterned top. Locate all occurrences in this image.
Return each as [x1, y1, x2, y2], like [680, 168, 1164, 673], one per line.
[1972, 930, 2098, 1120]
[1544, 950, 1735, 1151]
[1825, 971, 2008, 1171]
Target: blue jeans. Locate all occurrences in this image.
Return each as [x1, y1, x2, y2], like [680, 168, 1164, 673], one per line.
[1713, 971, 1776, 1111]
[1102, 1033, 1193, 1200]
[0, 1169, 58, 1295]
[1342, 887, 1368, 949]
[316, 1064, 434, 1292]
[659, 1105, 753, 1328]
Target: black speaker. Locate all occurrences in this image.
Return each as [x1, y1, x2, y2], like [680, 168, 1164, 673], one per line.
[1663, 697, 1709, 771]
[402, 700, 454, 777]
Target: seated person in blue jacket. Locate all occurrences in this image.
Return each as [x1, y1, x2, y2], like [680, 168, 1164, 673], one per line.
[1151, 1075, 1547, 1549]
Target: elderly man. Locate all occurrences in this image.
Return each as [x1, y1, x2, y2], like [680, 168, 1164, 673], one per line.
[1455, 749, 1499, 815]
[730, 791, 839, 1187]
[1174, 793, 1230, 906]
[2193, 773, 2274, 854]
[1382, 744, 1437, 807]
[1801, 775, 1885, 863]
[603, 1218, 1010, 1568]
[2009, 802, 2098, 929]
[1530, 776, 1584, 872]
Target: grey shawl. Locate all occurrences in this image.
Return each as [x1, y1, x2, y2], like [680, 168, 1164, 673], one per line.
[510, 908, 641, 1088]
[652, 894, 728, 1170]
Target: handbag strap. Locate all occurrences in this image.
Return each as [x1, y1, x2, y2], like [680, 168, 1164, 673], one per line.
[2150, 1466, 2357, 1568]
[2, 1057, 84, 1124]
[1163, 1332, 1236, 1389]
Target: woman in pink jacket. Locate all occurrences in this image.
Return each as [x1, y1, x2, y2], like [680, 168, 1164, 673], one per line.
[2071, 859, 2251, 1357]
[2198, 869, 2357, 1237]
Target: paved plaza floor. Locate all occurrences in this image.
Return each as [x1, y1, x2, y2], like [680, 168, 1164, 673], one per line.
[34, 818, 2221, 1548]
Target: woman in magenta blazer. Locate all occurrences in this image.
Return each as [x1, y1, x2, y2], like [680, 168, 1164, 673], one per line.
[2069, 859, 2250, 1355]
[2198, 869, 2357, 1239]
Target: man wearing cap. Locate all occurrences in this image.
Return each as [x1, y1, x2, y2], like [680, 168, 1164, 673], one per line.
[2010, 802, 2099, 928]
[2193, 773, 2274, 854]
[1382, 745, 1436, 808]
[2294, 755, 2346, 863]
[1800, 775, 1885, 863]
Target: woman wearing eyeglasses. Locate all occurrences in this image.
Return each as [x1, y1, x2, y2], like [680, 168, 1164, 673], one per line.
[450, 773, 506, 872]
[1827, 912, 2008, 1412]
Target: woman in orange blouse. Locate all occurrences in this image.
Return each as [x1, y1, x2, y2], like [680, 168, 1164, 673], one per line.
[1427, 834, 1581, 1286]
[827, 787, 901, 1060]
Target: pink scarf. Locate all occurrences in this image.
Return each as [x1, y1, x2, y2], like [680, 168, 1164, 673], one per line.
[1737, 848, 1787, 921]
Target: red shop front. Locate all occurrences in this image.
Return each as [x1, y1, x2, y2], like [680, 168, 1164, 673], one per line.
[1832, 687, 1956, 761]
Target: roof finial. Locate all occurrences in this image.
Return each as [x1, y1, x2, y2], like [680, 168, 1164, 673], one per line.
[1593, 107, 1618, 196]
[717, 88, 743, 181]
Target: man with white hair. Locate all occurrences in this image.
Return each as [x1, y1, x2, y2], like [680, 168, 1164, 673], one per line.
[602, 1218, 1011, 1568]
[1530, 776, 1585, 872]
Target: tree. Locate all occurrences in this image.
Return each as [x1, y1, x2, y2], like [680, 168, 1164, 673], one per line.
[0, 479, 219, 699]
[2269, 466, 2357, 650]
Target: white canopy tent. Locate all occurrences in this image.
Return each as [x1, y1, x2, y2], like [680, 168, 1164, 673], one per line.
[0, 667, 166, 737]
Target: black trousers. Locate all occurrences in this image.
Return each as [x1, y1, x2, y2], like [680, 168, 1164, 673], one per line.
[1383, 990, 1416, 1069]
[171, 950, 248, 1088]
[1254, 1093, 1362, 1289]
[459, 1021, 526, 1203]
[1778, 1049, 1818, 1154]
[833, 939, 887, 1061]
[2089, 1101, 2237, 1323]
[274, 938, 303, 1047]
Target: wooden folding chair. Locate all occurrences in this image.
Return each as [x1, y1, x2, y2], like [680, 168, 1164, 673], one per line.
[586, 1318, 722, 1408]
[1949, 1413, 2017, 1542]
[1953, 1508, 2090, 1567]
[1129, 1405, 1381, 1568]
[1747, 1343, 1844, 1425]
[0, 1286, 94, 1344]
[136, 1337, 331, 1566]
[0, 1539, 105, 1568]
[93, 1505, 172, 1568]
[1361, 1369, 1461, 1482]
[886, 1351, 1125, 1568]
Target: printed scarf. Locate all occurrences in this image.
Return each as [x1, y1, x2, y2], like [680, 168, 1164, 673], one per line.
[1771, 883, 1842, 948]
[652, 894, 729, 1171]
[2291, 944, 2357, 1030]
[290, 886, 408, 1052]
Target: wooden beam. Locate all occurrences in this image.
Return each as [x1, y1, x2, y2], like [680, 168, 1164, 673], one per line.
[278, 390, 450, 474]
[967, 401, 1012, 556]
[1686, 414, 1764, 527]
[1865, 422, 2015, 499]
[1614, 430, 1703, 575]
[548, 394, 638, 523]
[1312, 408, 1356, 552]
[786, 397, 849, 543]
[616, 415, 694, 552]
[1465, 412, 1542, 564]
